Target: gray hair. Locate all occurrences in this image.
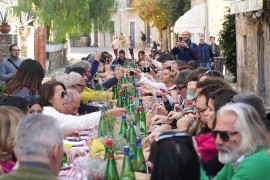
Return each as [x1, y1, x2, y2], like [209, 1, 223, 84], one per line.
[65, 89, 80, 104]
[63, 72, 82, 89]
[217, 103, 269, 155]
[73, 60, 91, 71]
[174, 69, 192, 85]
[51, 72, 68, 82]
[15, 114, 63, 161]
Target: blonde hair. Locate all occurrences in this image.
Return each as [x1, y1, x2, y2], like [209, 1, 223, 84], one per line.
[0, 106, 24, 162]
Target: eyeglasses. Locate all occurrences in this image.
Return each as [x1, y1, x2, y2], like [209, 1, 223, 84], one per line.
[176, 85, 187, 90]
[211, 130, 238, 142]
[58, 91, 67, 98]
[155, 132, 189, 142]
[194, 106, 208, 113]
[11, 49, 21, 52]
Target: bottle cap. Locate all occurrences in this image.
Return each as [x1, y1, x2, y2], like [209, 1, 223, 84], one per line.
[138, 106, 143, 112]
[106, 139, 112, 146]
[122, 114, 126, 120]
[136, 137, 141, 146]
[124, 145, 130, 151]
[118, 90, 122, 96]
[129, 96, 133, 100]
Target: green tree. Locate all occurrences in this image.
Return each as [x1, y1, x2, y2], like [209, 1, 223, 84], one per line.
[218, 8, 237, 82]
[134, 0, 190, 30]
[14, 0, 114, 41]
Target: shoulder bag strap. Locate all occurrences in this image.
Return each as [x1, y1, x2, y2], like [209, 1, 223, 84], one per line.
[7, 59, 19, 70]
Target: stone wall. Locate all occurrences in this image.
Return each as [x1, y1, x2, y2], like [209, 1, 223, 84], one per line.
[236, 12, 270, 105]
[0, 34, 18, 62]
[46, 48, 67, 73]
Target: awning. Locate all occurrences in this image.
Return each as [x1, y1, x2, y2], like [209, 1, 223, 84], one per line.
[174, 4, 206, 35]
[174, 16, 184, 33]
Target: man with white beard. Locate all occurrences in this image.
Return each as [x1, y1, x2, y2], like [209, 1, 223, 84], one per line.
[203, 103, 270, 179]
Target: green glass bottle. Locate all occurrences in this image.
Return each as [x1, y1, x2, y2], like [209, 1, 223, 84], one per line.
[116, 90, 123, 108]
[127, 121, 136, 160]
[121, 76, 125, 84]
[126, 96, 135, 116]
[120, 146, 135, 180]
[123, 85, 128, 101]
[134, 89, 139, 99]
[104, 139, 113, 161]
[136, 106, 146, 138]
[125, 73, 129, 83]
[112, 84, 118, 100]
[104, 148, 119, 180]
[129, 77, 136, 97]
[137, 98, 146, 119]
[127, 91, 130, 104]
[98, 110, 107, 137]
[119, 114, 128, 139]
[117, 82, 122, 92]
[122, 97, 127, 109]
[133, 138, 147, 173]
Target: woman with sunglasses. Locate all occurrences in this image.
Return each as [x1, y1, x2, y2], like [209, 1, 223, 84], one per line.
[2, 59, 44, 99]
[199, 88, 238, 177]
[39, 81, 125, 135]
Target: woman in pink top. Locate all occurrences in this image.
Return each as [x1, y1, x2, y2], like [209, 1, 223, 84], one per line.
[0, 106, 24, 174]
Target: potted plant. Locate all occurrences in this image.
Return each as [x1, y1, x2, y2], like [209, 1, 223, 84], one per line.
[0, 8, 11, 33]
[19, 11, 34, 36]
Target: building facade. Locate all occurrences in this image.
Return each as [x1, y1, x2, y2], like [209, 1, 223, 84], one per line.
[94, 0, 160, 50]
[232, 0, 270, 105]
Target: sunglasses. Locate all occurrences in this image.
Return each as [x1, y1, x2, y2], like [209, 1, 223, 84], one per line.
[59, 91, 67, 98]
[176, 85, 187, 90]
[211, 130, 238, 142]
[205, 70, 214, 77]
[155, 132, 189, 142]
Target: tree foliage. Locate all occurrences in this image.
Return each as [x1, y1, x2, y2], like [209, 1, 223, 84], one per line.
[218, 8, 237, 82]
[134, 0, 190, 30]
[13, 0, 114, 40]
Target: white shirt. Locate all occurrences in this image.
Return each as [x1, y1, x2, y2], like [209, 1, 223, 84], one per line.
[43, 106, 101, 135]
[139, 75, 167, 90]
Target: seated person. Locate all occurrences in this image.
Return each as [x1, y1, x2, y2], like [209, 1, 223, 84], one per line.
[0, 114, 63, 179]
[149, 131, 200, 180]
[0, 106, 24, 175]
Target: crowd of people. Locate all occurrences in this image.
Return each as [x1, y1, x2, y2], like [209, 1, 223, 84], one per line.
[0, 31, 269, 179]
